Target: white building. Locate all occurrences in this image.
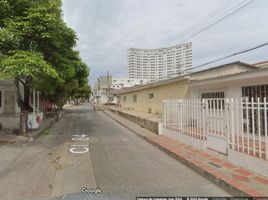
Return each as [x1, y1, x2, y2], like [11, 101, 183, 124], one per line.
[128, 42, 192, 81]
[162, 61, 268, 177]
[110, 78, 148, 90]
[92, 76, 113, 104]
[92, 76, 148, 105]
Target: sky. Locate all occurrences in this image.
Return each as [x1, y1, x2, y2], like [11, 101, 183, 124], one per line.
[62, 0, 268, 85]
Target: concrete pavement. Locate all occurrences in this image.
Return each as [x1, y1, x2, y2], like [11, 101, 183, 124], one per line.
[0, 104, 230, 200]
[104, 109, 268, 197]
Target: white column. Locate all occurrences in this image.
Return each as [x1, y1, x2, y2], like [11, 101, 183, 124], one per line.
[37, 91, 40, 114]
[33, 90, 36, 115]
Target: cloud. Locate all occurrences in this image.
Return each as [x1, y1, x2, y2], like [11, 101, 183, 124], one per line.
[62, 0, 268, 85]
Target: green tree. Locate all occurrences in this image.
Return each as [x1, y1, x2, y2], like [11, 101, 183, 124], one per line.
[0, 0, 90, 134]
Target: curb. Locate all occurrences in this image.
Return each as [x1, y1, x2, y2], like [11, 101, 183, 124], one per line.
[28, 110, 67, 139]
[108, 108, 161, 134]
[143, 137, 249, 197]
[104, 110, 264, 197]
[103, 110, 150, 140]
[28, 118, 54, 138]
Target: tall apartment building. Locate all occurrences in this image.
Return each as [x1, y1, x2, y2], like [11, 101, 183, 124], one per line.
[128, 42, 192, 81]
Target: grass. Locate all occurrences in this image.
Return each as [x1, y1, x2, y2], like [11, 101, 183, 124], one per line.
[40, 128, 51, 136]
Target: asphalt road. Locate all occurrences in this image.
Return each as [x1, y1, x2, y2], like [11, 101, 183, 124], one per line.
[0, 104, 230, 200]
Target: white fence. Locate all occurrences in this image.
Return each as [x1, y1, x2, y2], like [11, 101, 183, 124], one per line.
[163, 98, 268, 160]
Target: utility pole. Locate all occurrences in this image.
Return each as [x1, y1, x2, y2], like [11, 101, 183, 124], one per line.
[97, 78, 100, 111]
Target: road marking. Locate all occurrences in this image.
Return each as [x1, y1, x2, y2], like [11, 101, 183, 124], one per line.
[69, 134, 90, 154]
[71, 134, 89, 141]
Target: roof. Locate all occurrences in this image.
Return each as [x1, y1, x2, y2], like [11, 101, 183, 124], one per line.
[117, 75, 187, 94]
[189, 61, 257, 76]
[189, 65, 268, 85]
[253, 60, 268, 67]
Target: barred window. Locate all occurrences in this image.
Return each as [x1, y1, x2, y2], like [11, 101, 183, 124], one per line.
[201, 91, 224, 109]
[201, 91, 224, 99]
[242, 84, 268, 135]
[242, 84, 268, 101]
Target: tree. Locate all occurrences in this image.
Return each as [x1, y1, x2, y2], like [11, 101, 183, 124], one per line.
[0, 0, 90, 134]
[0, 51, 58, 133]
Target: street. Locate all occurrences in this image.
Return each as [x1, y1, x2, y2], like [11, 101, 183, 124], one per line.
[0, 104, 230, 200]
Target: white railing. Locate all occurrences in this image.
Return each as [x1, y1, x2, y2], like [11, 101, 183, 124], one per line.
[163, 99, 206, 140]
[163, 98, 268, 160]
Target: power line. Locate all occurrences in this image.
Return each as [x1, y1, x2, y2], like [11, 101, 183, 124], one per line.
[176, 0, 254, 45]
[189, 0, 240, 28]
[185, 41, 268, 72]
[178, 0, 254, 44]
[183, 0, 248, 37]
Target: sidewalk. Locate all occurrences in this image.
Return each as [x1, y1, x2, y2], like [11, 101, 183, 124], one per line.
[0, 109, 68, 144]
[104, 110, 268, 197]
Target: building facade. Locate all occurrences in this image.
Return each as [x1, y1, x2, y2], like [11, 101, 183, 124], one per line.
[0, 79, 43, 129]
[128, 42, 192, 81]
[118, 61, 260, 115]
[110, 78, 148, 90]
[93, 76, 149, 105]
[118, 61, 268, 177]
[117, 77, 189, 115]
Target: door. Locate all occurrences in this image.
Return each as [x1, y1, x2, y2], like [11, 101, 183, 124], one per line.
[4, 90, 16, 114]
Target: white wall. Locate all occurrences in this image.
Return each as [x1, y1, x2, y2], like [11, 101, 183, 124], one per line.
[0, 81, 24, 114]
[190, 76, 268, 99]
[189, 76, 268, 142]
[0, 89, 18, 114]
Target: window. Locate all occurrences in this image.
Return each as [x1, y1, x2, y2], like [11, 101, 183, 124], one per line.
[123, 96, 126, 103]
[201, 91, 224, 99]
[201, 91, 224, 109]
[132, 95, 137, 103]
[242, 85, 268, 135]
[242, 84, 268, 101]
[149, 93, 154, 99]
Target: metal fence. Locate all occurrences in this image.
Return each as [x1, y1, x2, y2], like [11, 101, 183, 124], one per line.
[163, 98, 268, 160]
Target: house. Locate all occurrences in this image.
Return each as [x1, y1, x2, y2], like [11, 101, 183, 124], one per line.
[117, 76, 189, 115]
[189, 61, 262, 99]
[110, 78, 148, 90]
[92, 76, 113, 104]
[0, 79, 43, 130]
[0, 80, 21, 129]
[117, 60, 268, 177]
[93, 76, 149, 105]
[253, 60, 268, 68]
[117, 61, 259, 115]
[161, 61, 268, 177]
